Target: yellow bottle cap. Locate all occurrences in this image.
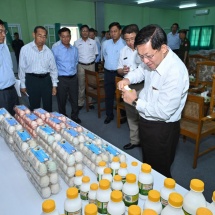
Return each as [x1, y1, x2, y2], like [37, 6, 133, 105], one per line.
[82, 176, 90, 183]
[164, 178, 176, 189]
[212, 191, 215, 202]
[142, 209, 158, 215]
[148, 190, 160, 202]
[85, 203, 98, 215]
[196, 207, 212, 215]
[126, 173, 136, 183]
[104, 167, 112, 174]
[114, 175, 122, 182]
[128, 205, 141, 215]
[131, 161, 138, 166]
[66, 187, 78, 199]
[42, 199, 56, 213]
[141, 163, 151, 173]
[190, 179, 204, 192]
[75, 170, 83, 177]
[90, 183, 98, 191]
[99, 179, 110, 190]
[111, 190, 123, 202]
[120, 162, 127, 168]
[168, 192, 183, 208]
[99, 161, 106, 167]
[112, 156, 120, 162]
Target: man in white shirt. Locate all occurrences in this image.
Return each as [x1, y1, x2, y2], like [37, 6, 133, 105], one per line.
[19, 26, 58, 112]
[118, 24, 189, 177]
[74, 25, 98, 110]
[117, 24, 144, 150]
[167, 23, 180, 55]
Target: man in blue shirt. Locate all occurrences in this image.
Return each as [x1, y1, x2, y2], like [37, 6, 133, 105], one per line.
[167, 23, 180, 55]
[0, 19, 18, 115]
[102, 22, 126, 124]
[52, 27, 81, 123]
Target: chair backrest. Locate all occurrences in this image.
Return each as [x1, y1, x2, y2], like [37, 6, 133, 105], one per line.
[85, 69, 100, 88]
[195, 61, 215, 86]
[209, 74, 215, 114]
[115, 76, 123, 102]
[182, 94, 205, 122]
[188, 54, 209, 74]
[209, 53, 215, 61]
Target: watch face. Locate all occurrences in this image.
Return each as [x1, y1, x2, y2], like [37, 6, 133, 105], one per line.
[132, 100, 136, 107]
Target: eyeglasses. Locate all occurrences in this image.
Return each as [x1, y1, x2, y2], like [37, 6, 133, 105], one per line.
[138, 50, 158, 60]
[0, 30, 8, 35]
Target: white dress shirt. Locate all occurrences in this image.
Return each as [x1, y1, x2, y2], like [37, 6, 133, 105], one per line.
[19, 41, 58, 88]
[74, 38, 98, 64]
[125, 49, 189, 122]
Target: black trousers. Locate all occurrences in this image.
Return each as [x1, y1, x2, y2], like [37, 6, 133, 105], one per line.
[139, 117, 180, 178]
[104, 69, 117, 118]
[26, 74, 52, 112]
[57, 75, 79, 119]
[0, 86, 19, 115]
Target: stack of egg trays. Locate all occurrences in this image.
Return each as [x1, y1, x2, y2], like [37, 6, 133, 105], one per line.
[0, 108, 11, 136]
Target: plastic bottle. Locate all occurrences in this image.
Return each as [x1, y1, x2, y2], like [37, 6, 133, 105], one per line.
[160, 178, 176, 208]
[97, 161, 107, 181]
[208, 191, 215, 214]
[144, 190, 162, 215]
[102, 167, 113, 182]
[84, 203, 98, 215]
[131, 161, 139, 175]
[183, 179, 206, 214]
[111, 175, 123, 191]
[142, 209, 158, 215]
[110, 156, 120, 177]
[196, 207, 212, 215]
[138, 163, 153, 200]
[107, 190, 126, 215]
[41, 199, 60, 215]
[122, 173, 139, 210]
[89, 183, 99, 205]
[161, 192, 184, 215]
[128, 205, 141, 215]
[80, 176, 91, 209]
[118, 162, 128, 184]
[64, 187, 82, 215]
[74, 170, 83, 192]
[96, 179, 112, 215]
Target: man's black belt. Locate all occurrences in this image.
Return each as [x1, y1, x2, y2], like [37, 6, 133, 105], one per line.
[0, 85, 14, 91]
[27, 73, 49, 78]
[105, 68, 117, 73]
[78, 61, 95, 66]
[59, 74, 76, 78]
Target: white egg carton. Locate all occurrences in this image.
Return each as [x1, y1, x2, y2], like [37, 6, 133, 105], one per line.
[2, 117, 22, 135]
[57, 166, 74, 187]
[49, 172, 59, 185]
[33, 108, 51, 120]
[82, 131, 103, 147]
[22, 113, 44, 129]
[50, 112, 67, 122]
[65, 118, 84, 132]
[36, 136, 53, 155]
[2, 128, 15, 151]
[14, 147, 30, 171]
[45, 117, 66, 132]
[0, 108, 11, 122]
[14, 105, 31, 117]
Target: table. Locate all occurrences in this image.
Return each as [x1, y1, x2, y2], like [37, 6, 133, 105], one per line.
[0, 136, 188, 215]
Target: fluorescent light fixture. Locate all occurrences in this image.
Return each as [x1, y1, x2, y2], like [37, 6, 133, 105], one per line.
[179, 3, 197, 8]
[137, 0, 155, 4]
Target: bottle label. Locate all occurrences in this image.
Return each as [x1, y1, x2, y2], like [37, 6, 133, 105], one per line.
[80, 190, 89, 200]
[160, 197, 168, 208]
[123, 193, 139, 207]
[57, 140, 76, 154]
[97, 200, 108, 214]
[64, 128, 78, 137]
[138, 181, 153, 196]
[89, 198, 96, 204]
[35, 108, 46, 114]
[66, 120, 78, 128]
[17, 130, 31, 142]
[26, 113, 38, 121]
[182, 208, 192, 215]
[121, 177, 126, 184]
[64, 208, 82, 215]
[74, 184, 81, 193]
[31, 146, 49, 163]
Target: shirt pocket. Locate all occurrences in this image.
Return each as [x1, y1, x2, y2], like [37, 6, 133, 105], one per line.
[150, 86, 160, 103]
[40, 58, 50, 70]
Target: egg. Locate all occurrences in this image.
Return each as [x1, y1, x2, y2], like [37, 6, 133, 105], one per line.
[101, 154, 109, 163]
[76, 126, 83, 133]
[40, 175, 50, 187]
[95, 155, 102, 165]
[67, 154, 75, 166]
[90, 163, 96, 172]
[72, 137, 79, 146]
[119, 154, 126, 163]
[75, 163, 83, 171]
[51, 183, 60, 194]
[41, 187, 51, 199]
[78, 135, 85, 143]
[49, 172, 59, 184]
[67, 166, 75, 177]
[74, 151, 83, 163]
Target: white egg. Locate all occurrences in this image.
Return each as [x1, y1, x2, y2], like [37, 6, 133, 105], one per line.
[47, 135, 55, 145]
[90, 163, 96, 172]
[95, 138, 102, 146]
[54, 133, 61, 141]
[67, 154, 75, 166]
[101, 153, 109, 163]
[72, 137, 79, 146]
[95, 155, 102, 165]
[67, 166, 75, 177]
[119, 154, 126, 163]
[8, 126, 15, 134]
[68, 177, 74, 187]
[52, 153, 57, 159]
[41, 187, 51, 198]
[75, 163, 83, 171]
[91, 153, 97, 162]
[38, 163, 47, 176]
[79, 143, 84, 151]
[83, 156, 88, 164]
[49, 172, 59, 184]
[82, 146, 88, 155]
[87, 159, 92, 168]
[46, 161, 57, 172]
[74, 151, 83, 163]
[78, 135, 85, 143]
[40, 175, 50, 187]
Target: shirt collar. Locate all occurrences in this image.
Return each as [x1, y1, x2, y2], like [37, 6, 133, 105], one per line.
[0, 43, 4, 50]
[32, 40, 47, 51]
[59, 42, 72, 49]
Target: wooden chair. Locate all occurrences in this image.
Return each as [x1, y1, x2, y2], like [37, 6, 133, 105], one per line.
[85, 69, 105, 118]
[209, 53, 215, 61]
[209, 74, 215, 114]
[180, 94, 215, 168]
[115, 76, 126, 128]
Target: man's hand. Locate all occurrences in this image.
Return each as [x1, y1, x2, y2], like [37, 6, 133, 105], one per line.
[20, 88, 27, 94]
[117, 78, 130, 91]
[52, 87, 57, 96]
[121, 88, 137, 105]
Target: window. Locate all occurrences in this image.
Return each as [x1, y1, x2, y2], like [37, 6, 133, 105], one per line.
[188, 25, 214, 50]
[7, 23, 22, 49]
[61, 25, 80, 45]
[44, 25, 56, 48]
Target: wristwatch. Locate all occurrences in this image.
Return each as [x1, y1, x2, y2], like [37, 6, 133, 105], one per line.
[132, 98, 138, 107]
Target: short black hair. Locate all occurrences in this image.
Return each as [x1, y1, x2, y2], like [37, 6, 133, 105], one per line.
[109, 22, 121, 30]
[89, 28, 95, 33]
[135, 24, 167, 50]
[172, 23, 179, 29]
[14, 32, 19, 36]
[122, 24, 139, 35]
[0, 19, 4, 26]
[102, 31, 106, 34]
[34, 26, 48, 35]
[80, 25, 89, 31]
[58, 27, 71, 35]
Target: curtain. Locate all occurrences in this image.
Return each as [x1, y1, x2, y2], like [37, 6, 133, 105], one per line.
[3, 21, 13, 45]
[54, 23, 61, 42]
[189, 26, 201, 49]
[199, 26, 213, 48]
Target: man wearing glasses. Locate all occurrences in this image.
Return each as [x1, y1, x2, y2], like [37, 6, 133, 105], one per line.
[19, 26, 58, 112]
[74, 25, 98, 110]
[118, 24, 189, 178]
[0, 19, 18, 115]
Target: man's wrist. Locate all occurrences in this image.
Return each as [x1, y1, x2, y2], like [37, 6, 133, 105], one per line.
[132, 98, 138, 107]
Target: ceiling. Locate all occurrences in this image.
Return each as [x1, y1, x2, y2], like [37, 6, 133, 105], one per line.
[76, 0, 215, 10]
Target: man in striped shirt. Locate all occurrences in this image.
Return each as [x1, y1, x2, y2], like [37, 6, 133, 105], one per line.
[19, 26, 58, 112]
